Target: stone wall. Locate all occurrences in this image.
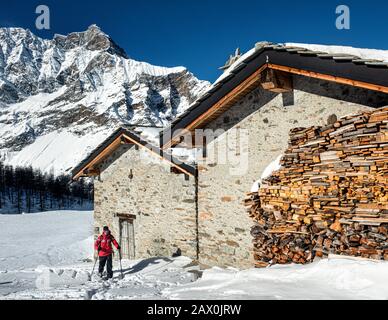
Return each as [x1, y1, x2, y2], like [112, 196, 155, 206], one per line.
[94, 144, 197, 260]
[197, 75, 388, 268]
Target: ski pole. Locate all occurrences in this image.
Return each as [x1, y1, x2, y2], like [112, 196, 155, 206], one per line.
[118, 248, 124, 279]
[91, 251, 98, 276]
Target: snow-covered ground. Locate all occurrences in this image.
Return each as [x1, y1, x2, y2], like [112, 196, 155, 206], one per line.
[0, 211, 93, 270]
[1, 210, 388, 300]
[166, 257, 388, 300]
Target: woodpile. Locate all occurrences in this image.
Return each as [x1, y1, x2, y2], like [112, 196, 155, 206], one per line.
[245, 107, 388, 267]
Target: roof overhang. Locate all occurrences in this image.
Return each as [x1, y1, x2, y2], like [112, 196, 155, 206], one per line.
[72, 128, 196, 180]
[160, 47, 388, 149]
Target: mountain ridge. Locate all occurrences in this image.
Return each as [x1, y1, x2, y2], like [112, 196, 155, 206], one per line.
[0, 25, 210, 175]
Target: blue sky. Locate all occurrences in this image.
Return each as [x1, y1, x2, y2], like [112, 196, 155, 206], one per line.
[1, 0, 387, 82]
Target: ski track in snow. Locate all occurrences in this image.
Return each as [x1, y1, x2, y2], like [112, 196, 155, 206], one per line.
[2, 210, 388, 300]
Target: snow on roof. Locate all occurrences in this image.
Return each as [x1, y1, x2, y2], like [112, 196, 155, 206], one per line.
[285, 43, 388, 63]
[214, 47, 257, 85]
[217, 42, 388, 85]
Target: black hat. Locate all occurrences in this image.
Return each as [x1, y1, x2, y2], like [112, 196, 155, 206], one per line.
[103, 226, 109, 231]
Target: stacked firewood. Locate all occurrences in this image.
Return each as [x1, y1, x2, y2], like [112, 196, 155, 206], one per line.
[245, 107, 388, 267]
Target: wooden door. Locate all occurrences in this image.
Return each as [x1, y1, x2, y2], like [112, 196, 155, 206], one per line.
[119, 219, 135, 259]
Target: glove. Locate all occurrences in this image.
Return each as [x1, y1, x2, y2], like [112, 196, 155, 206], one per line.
[117, 245, 121, 250]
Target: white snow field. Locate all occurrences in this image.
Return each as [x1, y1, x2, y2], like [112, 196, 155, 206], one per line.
[1, 211, 388, 300]
[0, 210, 94, 270]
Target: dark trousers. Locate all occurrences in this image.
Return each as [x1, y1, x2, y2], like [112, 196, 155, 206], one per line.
[98, 254, 113, 278]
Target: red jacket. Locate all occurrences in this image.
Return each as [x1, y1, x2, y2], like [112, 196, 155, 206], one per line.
[95, 232, 120, 257]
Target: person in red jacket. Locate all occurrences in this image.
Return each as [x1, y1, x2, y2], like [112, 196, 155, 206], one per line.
[94, 226, 120, 279]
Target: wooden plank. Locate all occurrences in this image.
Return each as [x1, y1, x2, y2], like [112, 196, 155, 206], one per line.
[268, 64, 388, 94]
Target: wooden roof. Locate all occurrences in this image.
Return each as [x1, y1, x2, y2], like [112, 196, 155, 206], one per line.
[160, 44, 388, 149]
[72, 127, 196, 180]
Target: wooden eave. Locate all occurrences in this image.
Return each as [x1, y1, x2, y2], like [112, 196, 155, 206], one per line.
[268, 64, 388, 94]
[73, 136, 122, 180]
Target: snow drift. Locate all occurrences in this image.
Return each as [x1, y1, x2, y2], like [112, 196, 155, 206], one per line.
[165, 256, 388, 300]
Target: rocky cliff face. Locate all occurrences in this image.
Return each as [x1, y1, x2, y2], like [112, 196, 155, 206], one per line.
[0, 25, 210, 174]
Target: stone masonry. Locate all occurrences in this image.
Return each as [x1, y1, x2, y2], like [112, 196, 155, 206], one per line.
[197, 75, 388, 268]
[94, 144, 197, 260]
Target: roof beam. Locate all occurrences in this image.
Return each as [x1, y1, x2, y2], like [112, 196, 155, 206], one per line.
[268, 64, 388, 94]
[260, 69, 293, 93]
[83, 168, 100, 176]
[187, 64, 267, 130]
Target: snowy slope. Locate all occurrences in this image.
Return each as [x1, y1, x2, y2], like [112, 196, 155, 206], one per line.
[0, 210, 93, 270]
[3, 127, 112, 176]
[0, 25, 210, 175]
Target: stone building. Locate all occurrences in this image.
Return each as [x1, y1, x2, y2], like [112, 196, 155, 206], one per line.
[72, 128, 198, 260]
[73, 43, 388, 268]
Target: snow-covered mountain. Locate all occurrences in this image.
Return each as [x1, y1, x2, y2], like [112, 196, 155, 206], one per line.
[0, 25, 210, 175]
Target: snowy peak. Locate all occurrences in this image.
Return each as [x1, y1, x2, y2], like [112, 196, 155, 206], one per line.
[53, 24, 128, 58]
[0, 25, 199, 104]
[0, 26, 210, 175]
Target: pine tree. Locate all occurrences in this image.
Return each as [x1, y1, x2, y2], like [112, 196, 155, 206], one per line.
[0, 161, 93, 213]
